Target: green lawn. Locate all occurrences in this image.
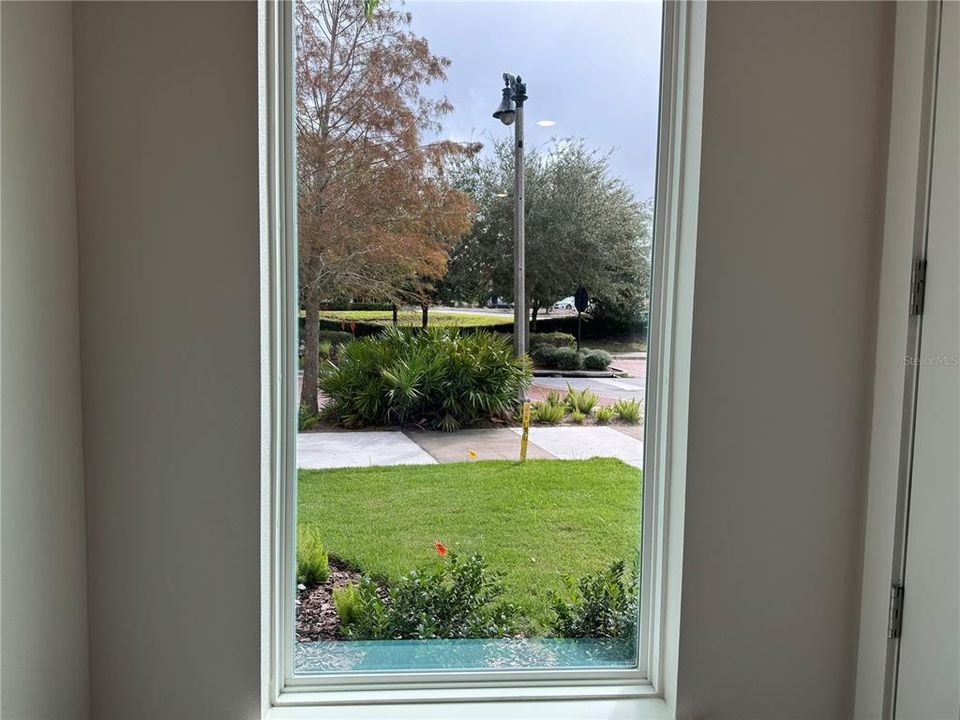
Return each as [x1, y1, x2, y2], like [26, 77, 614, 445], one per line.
[298, 458, 641, 631]
[318, 309, 512, 328]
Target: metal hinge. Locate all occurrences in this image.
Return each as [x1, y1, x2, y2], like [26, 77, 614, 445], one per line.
[888, 584, 905, 639]
[909, 259, 927, 316]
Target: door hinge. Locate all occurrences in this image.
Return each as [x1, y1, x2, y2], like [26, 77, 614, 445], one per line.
[909, 259, 927, 316]
[888, 584, 905, 639]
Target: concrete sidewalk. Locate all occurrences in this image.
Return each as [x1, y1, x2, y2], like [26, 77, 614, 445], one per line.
[298, 425, 643, 470]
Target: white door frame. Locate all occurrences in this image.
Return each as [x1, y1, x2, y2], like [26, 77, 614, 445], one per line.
[854, 2, 944, 718]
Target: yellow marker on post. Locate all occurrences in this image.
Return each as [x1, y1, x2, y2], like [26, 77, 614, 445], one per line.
[520, 401, 531, 462]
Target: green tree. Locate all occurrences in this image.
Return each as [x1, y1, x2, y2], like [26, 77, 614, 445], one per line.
[444, 139, 651, 329]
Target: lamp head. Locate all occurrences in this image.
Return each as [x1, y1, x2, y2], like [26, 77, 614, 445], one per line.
[493, 85, 516, 125]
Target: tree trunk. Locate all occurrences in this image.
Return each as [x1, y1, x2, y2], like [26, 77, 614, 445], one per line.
[530, 303, 540, 333]
[301, 291, 322, 418]
[421, 303, 429, 329]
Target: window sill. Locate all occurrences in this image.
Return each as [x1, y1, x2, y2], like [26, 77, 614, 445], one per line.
[267, 695, 674, 720]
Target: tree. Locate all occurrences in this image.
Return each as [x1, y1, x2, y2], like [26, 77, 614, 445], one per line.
[445, 139, 652, 329]
[296, 0, 476, 418]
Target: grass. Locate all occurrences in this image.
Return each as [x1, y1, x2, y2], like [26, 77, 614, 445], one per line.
[298, 458, 641, 632]
[319, 309, 512, 328]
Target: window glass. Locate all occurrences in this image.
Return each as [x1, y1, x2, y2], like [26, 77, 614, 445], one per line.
[293, 0, 661, 675]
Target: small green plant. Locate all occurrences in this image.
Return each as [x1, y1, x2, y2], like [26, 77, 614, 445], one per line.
[334, 577, 390, 639]
[298, 405, 321, 431]
[565, 384, 598, 414]
[296, 526, 329, 586]
[613, 399, 643, 424]
[570, 410, 586, 424]
[554, 347, 582, 371]
[594, 405, 615, 424]
[544, 390, 565, 408]
[532, 401, 566, 424]
[337, 553, 518, 640]
[582, 349, 613, 371]
[332, 582, 363, 628]
[549, 559, 639, 640]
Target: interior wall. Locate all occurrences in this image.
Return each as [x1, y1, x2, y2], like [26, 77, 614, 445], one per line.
[64, 1, 896, 718]
[0, 2, 91, 718]
[72, 2, 261, 718]
[676, 2, 894, 718]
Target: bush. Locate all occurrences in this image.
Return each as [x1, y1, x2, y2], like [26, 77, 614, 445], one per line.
[554, 347, 582, 371]
[565, 384, 598, 415]
[594, 406, 615, 424]
[531, 401, 566, 424]
[528, 332, 576, 349]
[336, 553, 517, 640]
[296, 526, 329, 586]
[530, 345, 560, 368]
[549, 559, 639, 639]
[318, 330, 355, 346]
[319, 327, 531, 431]
[613, 399, 643, 424]
[582, 349, 612, 371]
[570, 410, 586, 424]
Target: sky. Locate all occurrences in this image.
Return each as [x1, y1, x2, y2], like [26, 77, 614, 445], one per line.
[406, 0, 663, 200]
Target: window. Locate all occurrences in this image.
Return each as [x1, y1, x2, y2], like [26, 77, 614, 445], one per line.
[263, 0, 704, 711]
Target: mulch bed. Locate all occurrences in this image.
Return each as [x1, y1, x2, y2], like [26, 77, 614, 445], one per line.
[295, 559, 363, 642]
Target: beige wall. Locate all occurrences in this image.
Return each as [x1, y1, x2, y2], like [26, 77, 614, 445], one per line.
[72, 2, 260, 718]
[0, 2, 91, 718]
[676, 2, 894, 717]
[0, 1, 894, 717]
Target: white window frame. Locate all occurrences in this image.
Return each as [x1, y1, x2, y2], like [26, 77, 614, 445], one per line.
[261, 0, 706, 715]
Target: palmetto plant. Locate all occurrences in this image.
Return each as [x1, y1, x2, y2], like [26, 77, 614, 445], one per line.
[319, 327, 530, 431]
[612, 398, 643, 424]
[565, 384, 599, 415]
[594, 405, 616, 424]
[531, 401, 566, 424]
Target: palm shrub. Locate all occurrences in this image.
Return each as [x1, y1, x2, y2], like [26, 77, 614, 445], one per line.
[570, 410, 586, 424]
[565, 384, 599, 414]
[612, 399, 643, 424]
[298, 405, 321, 431]
[296, 526, 329, 586]
[319, 327, 531, 431]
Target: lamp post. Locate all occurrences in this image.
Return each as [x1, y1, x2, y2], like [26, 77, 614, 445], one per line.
[493, 73, 528, 364]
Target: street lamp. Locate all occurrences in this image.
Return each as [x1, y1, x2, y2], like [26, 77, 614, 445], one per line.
[493, 72, 528, 366]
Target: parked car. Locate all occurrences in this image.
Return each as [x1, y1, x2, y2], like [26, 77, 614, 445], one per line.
[552, 296, 575, 310]
[486, 297, 513, 309]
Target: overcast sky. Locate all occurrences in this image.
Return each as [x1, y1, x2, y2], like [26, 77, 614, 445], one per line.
[406, 0, 663, 200]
